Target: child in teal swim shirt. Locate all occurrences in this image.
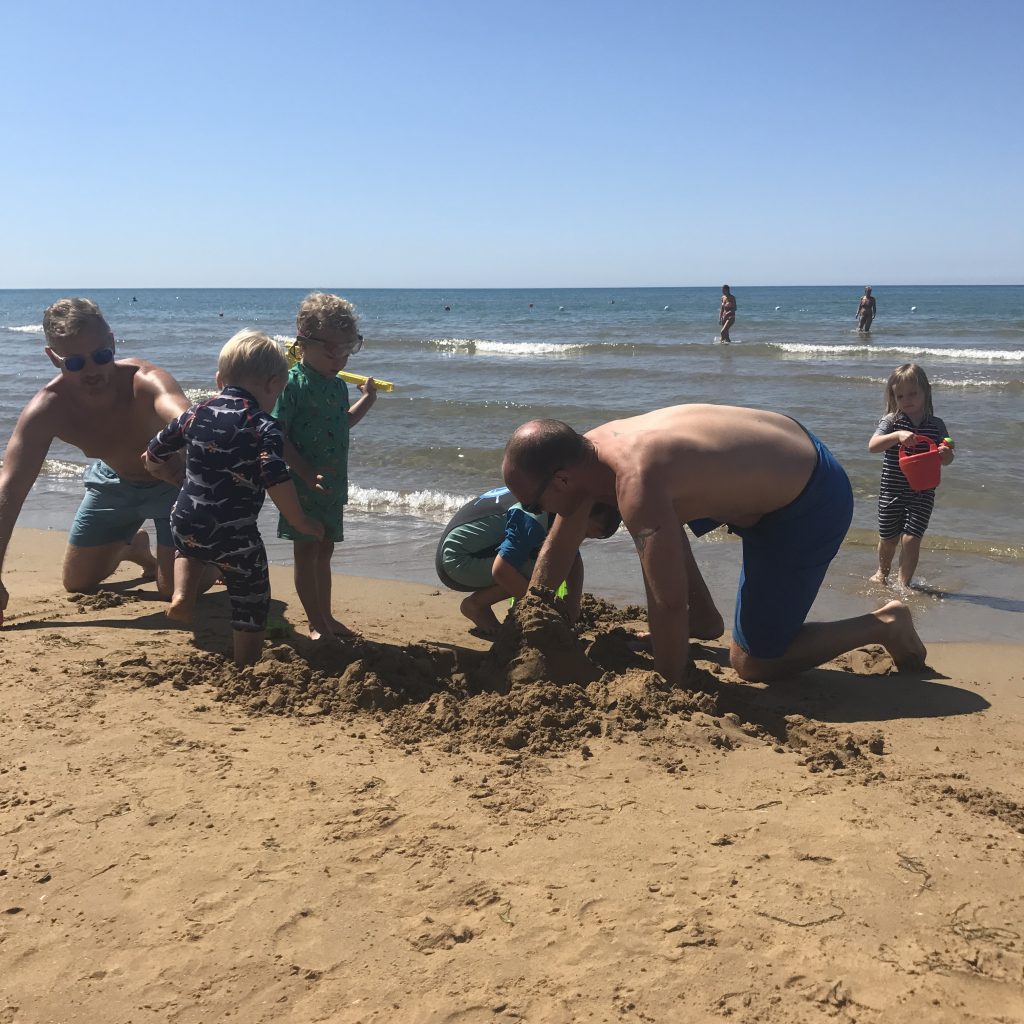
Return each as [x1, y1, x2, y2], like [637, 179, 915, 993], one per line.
[274, 293, 379, 641]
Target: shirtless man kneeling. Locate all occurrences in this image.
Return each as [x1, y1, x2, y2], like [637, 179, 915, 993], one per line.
[0, 297, 193, 620]
[502, 404, 927, 685]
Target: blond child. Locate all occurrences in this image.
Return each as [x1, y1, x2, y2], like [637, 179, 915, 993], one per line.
[145, 330, 324, 665]
[868, 363, 954, 589]
[274, 294, 378, 640]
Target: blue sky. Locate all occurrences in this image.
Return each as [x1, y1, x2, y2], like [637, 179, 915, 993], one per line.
[3, 0, 1022, 287]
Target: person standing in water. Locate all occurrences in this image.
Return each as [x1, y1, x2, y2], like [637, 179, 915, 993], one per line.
[868, 364, 954, 590]
[857, 286, 877, 333]
[719, 285, 737, 343]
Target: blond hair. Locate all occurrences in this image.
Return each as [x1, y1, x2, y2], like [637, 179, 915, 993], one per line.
[217, 330, 288, 388]
[884, 363, 934, 418]
[295, 292, 360, 346]
[43, 297, 110, 345]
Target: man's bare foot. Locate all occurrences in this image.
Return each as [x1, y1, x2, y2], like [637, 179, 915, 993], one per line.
[869, 569, 889, 584]
[166, 596, 194, 623]
[126, 530, 158, 579]
[873, 599, 927, 670]
[460, 595, 501, 638]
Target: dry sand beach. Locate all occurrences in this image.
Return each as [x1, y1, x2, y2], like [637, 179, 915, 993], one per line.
[2, 528, 1023, 1024]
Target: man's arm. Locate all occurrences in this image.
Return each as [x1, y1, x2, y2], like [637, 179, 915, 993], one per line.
[563, 551, 585, 623]
[0, 396, 58, 616]
[135, 362, 191, 484]
[624, 491, 691, 685]
[135, 361, 191, 423]
[530, 501, 592, 595]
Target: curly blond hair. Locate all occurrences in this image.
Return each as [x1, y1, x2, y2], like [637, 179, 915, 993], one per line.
[295, 292, 360, 346]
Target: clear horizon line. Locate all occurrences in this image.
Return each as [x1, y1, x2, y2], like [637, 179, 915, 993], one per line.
[3, 282, 1022, 292]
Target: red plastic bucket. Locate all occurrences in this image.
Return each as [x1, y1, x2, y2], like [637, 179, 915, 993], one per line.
[899, 434, 942, 491]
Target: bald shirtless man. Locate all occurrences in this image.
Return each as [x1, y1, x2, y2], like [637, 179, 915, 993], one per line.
[502, 405, 927, 685]
[0, 297, 190, 621]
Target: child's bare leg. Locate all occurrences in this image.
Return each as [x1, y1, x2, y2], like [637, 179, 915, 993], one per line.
[167, 555, 205, 622]
[233, 628, 265, 666]
[898, 534, 923, 588]
[292, 538, 337, 641]
[317, 540, 356, 637]
[871, 536, 899, 583]
[460, 584, 508, 637]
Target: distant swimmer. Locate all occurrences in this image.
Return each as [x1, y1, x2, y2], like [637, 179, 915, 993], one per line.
[444, 305, 451, 312]
[131, 296, 138, 303]
[775, 305, 781, 311]
[663, 306, 670, 311]
[528, 303, 534, 310]
[857, 286, 877, 333]
[218, 311, 224, 318]
[719, 284, 737, 344]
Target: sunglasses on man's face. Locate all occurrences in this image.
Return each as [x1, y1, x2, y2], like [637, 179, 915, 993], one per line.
[52, 347, 116, 372]
[522, 467, 562, 515]
[299, 333, 363, 355]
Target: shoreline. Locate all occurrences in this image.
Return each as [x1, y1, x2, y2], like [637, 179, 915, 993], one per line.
[10, 485, 1024, 645]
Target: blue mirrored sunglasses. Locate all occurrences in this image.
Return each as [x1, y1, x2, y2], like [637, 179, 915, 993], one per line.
[54, 347, 116, 372]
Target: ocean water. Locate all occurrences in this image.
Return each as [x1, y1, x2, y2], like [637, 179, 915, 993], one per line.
[2, 286, 1022, 642]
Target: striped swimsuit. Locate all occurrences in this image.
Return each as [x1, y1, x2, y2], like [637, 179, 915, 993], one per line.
[874, 412, 948, 540]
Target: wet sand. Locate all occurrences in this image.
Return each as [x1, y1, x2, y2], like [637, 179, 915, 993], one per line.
[1, 528, 1022, 1023]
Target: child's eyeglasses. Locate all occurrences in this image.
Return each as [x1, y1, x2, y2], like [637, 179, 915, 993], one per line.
[53, 347, 116, 372]
[299, 333, 363, 355]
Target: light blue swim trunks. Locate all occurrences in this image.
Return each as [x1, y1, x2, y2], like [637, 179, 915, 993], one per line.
[68, 460, 178, 549]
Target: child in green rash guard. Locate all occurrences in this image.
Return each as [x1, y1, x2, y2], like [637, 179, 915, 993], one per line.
[273, 293, 379, 642]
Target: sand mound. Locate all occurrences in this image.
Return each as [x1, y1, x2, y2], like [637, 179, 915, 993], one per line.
[68, 590, 138, 611]
[81, 588, 889, 768]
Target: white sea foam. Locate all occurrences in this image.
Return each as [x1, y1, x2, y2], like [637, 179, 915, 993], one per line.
[5, 324, 44, 334]
[428, 337, 584, 357]
[347, 484, 472, 521]
[17, 461, 473, 523]
[40, 459, 86, 479]
[931, 377, 1022, 388]
[771, 342, 1024, 362]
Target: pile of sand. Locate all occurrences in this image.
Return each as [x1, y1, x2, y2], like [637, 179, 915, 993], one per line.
[84, 588, 890, 769]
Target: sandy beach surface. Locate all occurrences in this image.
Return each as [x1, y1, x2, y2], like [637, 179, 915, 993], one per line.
[2, 528, 1022, 1024]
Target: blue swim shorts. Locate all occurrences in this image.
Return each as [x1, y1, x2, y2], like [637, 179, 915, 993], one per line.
[730, 429, 853, 659]
[69, 460, 178, 549]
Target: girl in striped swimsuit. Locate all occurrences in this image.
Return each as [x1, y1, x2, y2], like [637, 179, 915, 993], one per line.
[868, 363, 955, 589]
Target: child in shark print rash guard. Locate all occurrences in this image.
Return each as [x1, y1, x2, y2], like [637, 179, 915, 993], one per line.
[145, 331, 322, 665]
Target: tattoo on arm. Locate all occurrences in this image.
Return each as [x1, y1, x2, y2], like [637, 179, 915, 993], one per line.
[632, 526, 660, 556]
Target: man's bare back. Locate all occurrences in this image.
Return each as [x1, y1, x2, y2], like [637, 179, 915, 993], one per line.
[587, 405, 815, 529]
